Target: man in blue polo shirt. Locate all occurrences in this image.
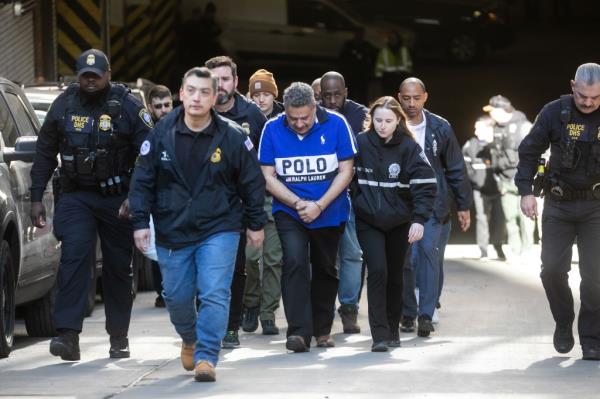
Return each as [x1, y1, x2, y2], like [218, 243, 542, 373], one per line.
[258, 82, 357, 352]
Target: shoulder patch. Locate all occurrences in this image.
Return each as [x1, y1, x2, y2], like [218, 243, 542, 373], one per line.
[244, 137, 254, 151]
[140, 140, 151, 155]
[139, 109, 154, 128]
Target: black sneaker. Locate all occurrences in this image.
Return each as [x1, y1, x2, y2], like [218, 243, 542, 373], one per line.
[417, 315, 435, 337]
[553, 323, 574, 354]
[222, 330, 240, 349]
[388, 329, 401, 347]
[109, 336, 130, 358]
[242, 306, 260, 333]
[49, 330, 80, 361]
[582, 345, 600, 361]
[400, 316, 415, 333]
[261, 319, 280, 335]
[154, 295, 165, 308]
[371, 341, 388, 352]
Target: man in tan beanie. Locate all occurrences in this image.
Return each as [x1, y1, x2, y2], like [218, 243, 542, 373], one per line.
[242, 70, 284, 335]
[249, 69, 283, 119]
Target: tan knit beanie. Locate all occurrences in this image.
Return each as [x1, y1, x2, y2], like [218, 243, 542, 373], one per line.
[249, 69, 278, 98]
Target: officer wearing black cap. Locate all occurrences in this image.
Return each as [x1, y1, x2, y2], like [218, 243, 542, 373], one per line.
[516, 62, 600, 361]
[30, 49, 153, 361]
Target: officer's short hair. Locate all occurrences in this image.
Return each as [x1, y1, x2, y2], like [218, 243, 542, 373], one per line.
[148, 85, 171, 102]
[205, 56, 237, 78]
[574, 63, 600, 86]
[283, 82, 316, 108]
[181, 67, 217, 92]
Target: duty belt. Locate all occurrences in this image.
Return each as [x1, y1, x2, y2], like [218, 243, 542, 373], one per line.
[547, 180, 600, 201]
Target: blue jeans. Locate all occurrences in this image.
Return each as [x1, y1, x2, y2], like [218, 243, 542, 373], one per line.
[337, 208, 363, 305]
[157, 231, 239, 366]
[403, 218, 448, 318]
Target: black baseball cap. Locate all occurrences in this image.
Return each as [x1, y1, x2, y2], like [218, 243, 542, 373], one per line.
[76, 49, 110, 77]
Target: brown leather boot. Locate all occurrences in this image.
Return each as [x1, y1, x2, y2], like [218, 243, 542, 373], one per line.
[181, 342, 195, 371]
[194, 360, 216, 382]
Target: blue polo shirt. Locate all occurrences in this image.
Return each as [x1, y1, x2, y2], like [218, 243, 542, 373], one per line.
[258, 106, 357, 228]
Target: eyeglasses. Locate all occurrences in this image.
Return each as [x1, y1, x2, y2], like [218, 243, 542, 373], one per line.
[152, 102, 172, 110]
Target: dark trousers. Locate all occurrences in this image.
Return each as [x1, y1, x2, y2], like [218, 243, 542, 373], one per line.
[53, 191, 133, 336]
[152, 260, 162, 297]
[227, 233, 246, 331]
[357, 220, 410, 342]
[274, 211, 344, 345]
[541, 198, 600, 347]
[473, 190, 505, 255]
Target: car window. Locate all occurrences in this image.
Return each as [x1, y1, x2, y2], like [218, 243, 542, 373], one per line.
[288, 0, 356, 31]
[0, 95, 19, 147]
[4, 92, 36, 137]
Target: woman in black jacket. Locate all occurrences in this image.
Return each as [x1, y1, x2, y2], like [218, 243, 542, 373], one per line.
[352, 96, 437, 351]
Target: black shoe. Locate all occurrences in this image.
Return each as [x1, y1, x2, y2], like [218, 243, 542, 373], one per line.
[261, 319, 280, 335]
[222, 330, 240, 349]
[338, 304, 360, 334]
[400, 316, 415, 333]
[388, 339, 401, 348]
[582, 346, 600, 361]
[417, 315, 435, 337]
[371, 341, 388, 352]
[286, 335, 309, 353]
[494, 245, 507, 261]
[242, 306, 260, 333]
[154, 295, 165, 308]
[552, 323, 574, 354]
[109, 336, 130, 358]
[49, 330, 80, 361]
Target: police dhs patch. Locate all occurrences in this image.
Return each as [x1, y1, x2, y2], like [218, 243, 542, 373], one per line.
[98, 114, 111, 131]
[139, 109, 154, 128]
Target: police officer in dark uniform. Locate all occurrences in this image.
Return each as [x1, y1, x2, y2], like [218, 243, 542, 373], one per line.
[30, 49, 153, 361]
[516, 62, 600, 361]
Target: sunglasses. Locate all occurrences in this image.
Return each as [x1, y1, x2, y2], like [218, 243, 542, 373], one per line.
[152, 102, 172, 110]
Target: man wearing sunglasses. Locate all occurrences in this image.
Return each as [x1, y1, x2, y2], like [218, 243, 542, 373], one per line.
[148, 85, 173, 122]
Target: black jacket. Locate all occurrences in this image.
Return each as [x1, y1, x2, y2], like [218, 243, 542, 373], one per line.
[353, 128, 437, 231]
[421, 110, 472, 222]
[516, 96, 600, 194]
[129, 107, 267, 248]
[267, 100, 284, 119]
[341, 99, 368, 136]
[30, 83, 150, 201]
[218, 92, 267, 147]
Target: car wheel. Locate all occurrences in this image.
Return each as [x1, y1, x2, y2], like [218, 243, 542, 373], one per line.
[0, 240, 16, 358]
[24, 281, 57, 338]
[134, 249, 154, 291]
[448, 33, 478, 63]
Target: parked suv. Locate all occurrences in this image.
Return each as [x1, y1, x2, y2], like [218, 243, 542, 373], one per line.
[0, 77, 61, 358]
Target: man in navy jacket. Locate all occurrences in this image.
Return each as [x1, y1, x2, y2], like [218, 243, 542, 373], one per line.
[398, 77, 472, 337]
[129, 67, 267, 382]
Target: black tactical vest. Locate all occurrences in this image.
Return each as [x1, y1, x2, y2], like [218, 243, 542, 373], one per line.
[59, 83, 133, 192]
[556, 94, 600, 179]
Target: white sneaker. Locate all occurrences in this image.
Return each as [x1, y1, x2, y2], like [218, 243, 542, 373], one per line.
[432, 309, 439, 324]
